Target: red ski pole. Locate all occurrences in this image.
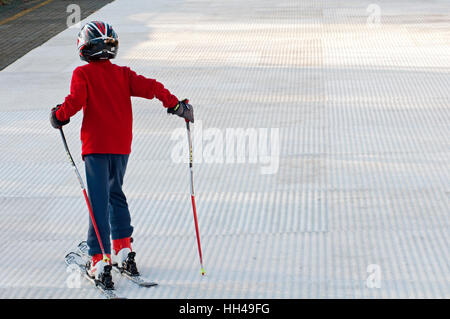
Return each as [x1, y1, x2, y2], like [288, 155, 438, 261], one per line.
[59, 128, 109, 264]
[185, 119, 206, 276]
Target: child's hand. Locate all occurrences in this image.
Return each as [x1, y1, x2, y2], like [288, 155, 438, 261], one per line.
[50, 105, 70, 129]
[167, 99, 194, 123]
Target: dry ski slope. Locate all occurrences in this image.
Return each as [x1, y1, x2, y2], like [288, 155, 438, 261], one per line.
[0, 0, 449, 298]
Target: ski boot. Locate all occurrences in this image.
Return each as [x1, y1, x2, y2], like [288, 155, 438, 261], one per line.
[86, 254, 114, 290]
[112, 237, 140, 276]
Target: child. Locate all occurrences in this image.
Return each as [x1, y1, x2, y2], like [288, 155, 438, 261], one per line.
[50, 21, 194, 288]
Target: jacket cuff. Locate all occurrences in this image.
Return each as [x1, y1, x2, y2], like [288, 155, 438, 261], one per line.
[55, 108, 65, 121]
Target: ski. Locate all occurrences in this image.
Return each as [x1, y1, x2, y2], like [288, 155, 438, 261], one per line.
[77, 241, 158, 288]
[64, 251, 125, 299]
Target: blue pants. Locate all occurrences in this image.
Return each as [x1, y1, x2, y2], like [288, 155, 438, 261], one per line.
[84, 154, 133, 256]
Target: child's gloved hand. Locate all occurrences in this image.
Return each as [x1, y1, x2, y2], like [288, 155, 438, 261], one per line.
[167, 99, 194, 123]
[50, 105, 70, 129]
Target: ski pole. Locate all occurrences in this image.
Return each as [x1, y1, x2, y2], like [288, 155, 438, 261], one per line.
[58, 127, 109, 264]
[185, 120, 206, 276]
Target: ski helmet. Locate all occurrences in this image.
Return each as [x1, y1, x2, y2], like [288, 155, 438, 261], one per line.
[77, 21, 119, 62]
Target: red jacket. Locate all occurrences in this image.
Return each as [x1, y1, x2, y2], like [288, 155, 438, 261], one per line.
[56, 60, 178, 157]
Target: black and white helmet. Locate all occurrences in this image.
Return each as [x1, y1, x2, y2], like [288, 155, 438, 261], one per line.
[77, 21, 119, 62]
